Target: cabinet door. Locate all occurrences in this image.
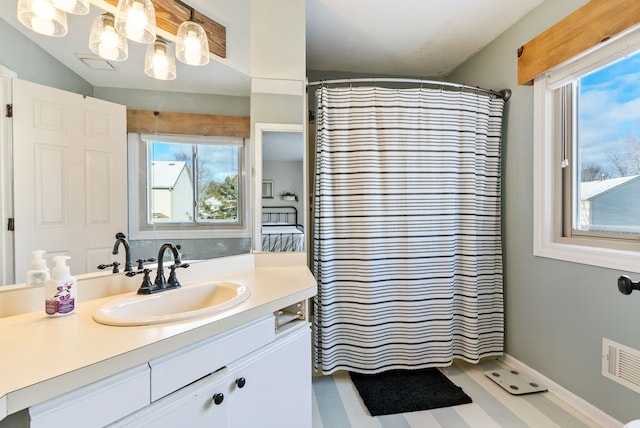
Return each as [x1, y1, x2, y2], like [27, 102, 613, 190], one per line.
[109, 369, 229, 428]
[226, 323, 311, 428]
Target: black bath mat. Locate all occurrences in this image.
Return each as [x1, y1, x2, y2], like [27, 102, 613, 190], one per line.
[349, 368, 472, 416]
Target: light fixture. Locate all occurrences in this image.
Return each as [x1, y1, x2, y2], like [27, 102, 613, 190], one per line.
[145, 38, 176, 80]
[17, 0, 226, 79]
[17, 0, 68, 37]
[175, 10, 209, 66]
[51, 0, 89, 15]
[89, 13, 128, 61]
[114, 0, 156, 44]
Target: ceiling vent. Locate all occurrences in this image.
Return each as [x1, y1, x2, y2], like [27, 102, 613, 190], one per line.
[76, 54, 116, 71]
[602, 337, 640, 394]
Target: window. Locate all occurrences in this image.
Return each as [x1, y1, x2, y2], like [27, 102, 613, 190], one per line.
[534, 27, 640, 272]
[571, 52, 640, 238]
[128, 133, 249, 239]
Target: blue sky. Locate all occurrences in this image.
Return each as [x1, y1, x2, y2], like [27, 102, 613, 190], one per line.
[150, 141, 239, 182]
[579, 50, 640, 176]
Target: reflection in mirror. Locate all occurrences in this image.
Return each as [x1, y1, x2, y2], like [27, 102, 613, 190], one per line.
[254, 124, 305, 253]
[0, 0, 251, 286]
[262, 180, 274, 199]
[126, 132, 251, 261]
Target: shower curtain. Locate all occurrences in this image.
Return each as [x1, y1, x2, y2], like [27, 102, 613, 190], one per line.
[313, 86, 505, 375]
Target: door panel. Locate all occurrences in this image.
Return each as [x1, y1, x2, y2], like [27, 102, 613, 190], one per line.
[12, 79, 127, 281]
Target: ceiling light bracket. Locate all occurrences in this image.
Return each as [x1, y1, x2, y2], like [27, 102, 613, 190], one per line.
[103, 0, 226, 58]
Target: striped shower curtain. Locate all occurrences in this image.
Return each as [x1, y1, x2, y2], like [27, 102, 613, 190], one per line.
[313, 86, 505, 375]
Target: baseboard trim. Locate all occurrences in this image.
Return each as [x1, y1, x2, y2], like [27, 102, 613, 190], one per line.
[501, 354, 623, 428]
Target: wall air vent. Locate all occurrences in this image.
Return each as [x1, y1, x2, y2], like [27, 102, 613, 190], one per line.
[602, 337, 640, 394]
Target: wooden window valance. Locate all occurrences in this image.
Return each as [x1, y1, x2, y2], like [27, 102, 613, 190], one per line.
[518, 0, 640, 85]
[127, 110, 250, 138]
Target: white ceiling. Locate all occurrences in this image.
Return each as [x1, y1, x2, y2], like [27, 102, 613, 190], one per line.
[0, 0, 251, 96]
[1, 0, 544, 162]
[0, 0, 544, 96]
[306, 0, 543, 77]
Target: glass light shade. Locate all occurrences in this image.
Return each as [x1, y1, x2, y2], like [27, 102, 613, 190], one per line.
[17, 0, 68, 37]
[114, 0, 156, 44]
[145, 39, 176, 80]
[52, 0, 89, 15]
[89, 13, 128, 61]
[176, 20, 209, 66]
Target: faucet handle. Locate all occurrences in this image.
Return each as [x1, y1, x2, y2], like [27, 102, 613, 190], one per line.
[167, 263, 190, 287]
[125, 267, 150, 278]
[136, 257, 157, 270]
[97, 261, 120, 274]
[127, 268, 155, 295]
[170, 263, 189, 270]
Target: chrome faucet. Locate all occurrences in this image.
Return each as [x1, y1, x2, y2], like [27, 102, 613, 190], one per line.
[112, 232, 133, 272]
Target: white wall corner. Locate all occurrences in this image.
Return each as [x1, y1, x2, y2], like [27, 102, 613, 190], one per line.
[500, 354, 624, 428]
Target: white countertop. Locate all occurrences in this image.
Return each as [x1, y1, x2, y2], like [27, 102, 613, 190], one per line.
[0, 255, 317, 419]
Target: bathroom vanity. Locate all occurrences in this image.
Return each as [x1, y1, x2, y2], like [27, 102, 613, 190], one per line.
[0, 253, 316, 427]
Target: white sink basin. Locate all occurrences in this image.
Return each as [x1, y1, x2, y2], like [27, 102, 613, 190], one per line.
[92, 281, 251, 326]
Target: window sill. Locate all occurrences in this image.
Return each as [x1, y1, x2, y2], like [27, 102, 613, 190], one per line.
[533, 238, 640, 274]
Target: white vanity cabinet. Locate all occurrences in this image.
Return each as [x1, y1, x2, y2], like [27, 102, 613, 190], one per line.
[110, 320, 311, 428]
[226, 322, 311, 427]
[148, 315, 276, 402]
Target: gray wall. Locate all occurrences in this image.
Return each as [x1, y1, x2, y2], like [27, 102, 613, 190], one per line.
[0, 18, 92, 95]
[0, 18, 250, 116]
[93, 87, 249, 116]
[263, 160, 304, 215]
[448, 0, 639, 422]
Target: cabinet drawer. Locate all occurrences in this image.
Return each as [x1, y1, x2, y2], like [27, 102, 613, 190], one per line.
[109, 369, 230, 427]
[29, 364, 150, 428]
[149, 314, 275, 401]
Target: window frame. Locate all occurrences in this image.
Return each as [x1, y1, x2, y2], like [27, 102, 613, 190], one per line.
[533, 25, 640, 273]
[127, 132, 250, 240]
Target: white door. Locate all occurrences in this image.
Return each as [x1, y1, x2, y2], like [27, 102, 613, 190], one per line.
[12, 79, 127, 282]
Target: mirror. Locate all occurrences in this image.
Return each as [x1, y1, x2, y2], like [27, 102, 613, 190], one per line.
[253, 123, 305, 253]
[0, 0, 253, 286]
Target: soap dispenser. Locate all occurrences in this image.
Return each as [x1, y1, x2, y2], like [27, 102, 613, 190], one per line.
[44, 256, 77, 317]
[26, 249, 50, 287]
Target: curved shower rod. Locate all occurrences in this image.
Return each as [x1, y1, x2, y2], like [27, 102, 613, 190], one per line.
[306, 77, 511, 101]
